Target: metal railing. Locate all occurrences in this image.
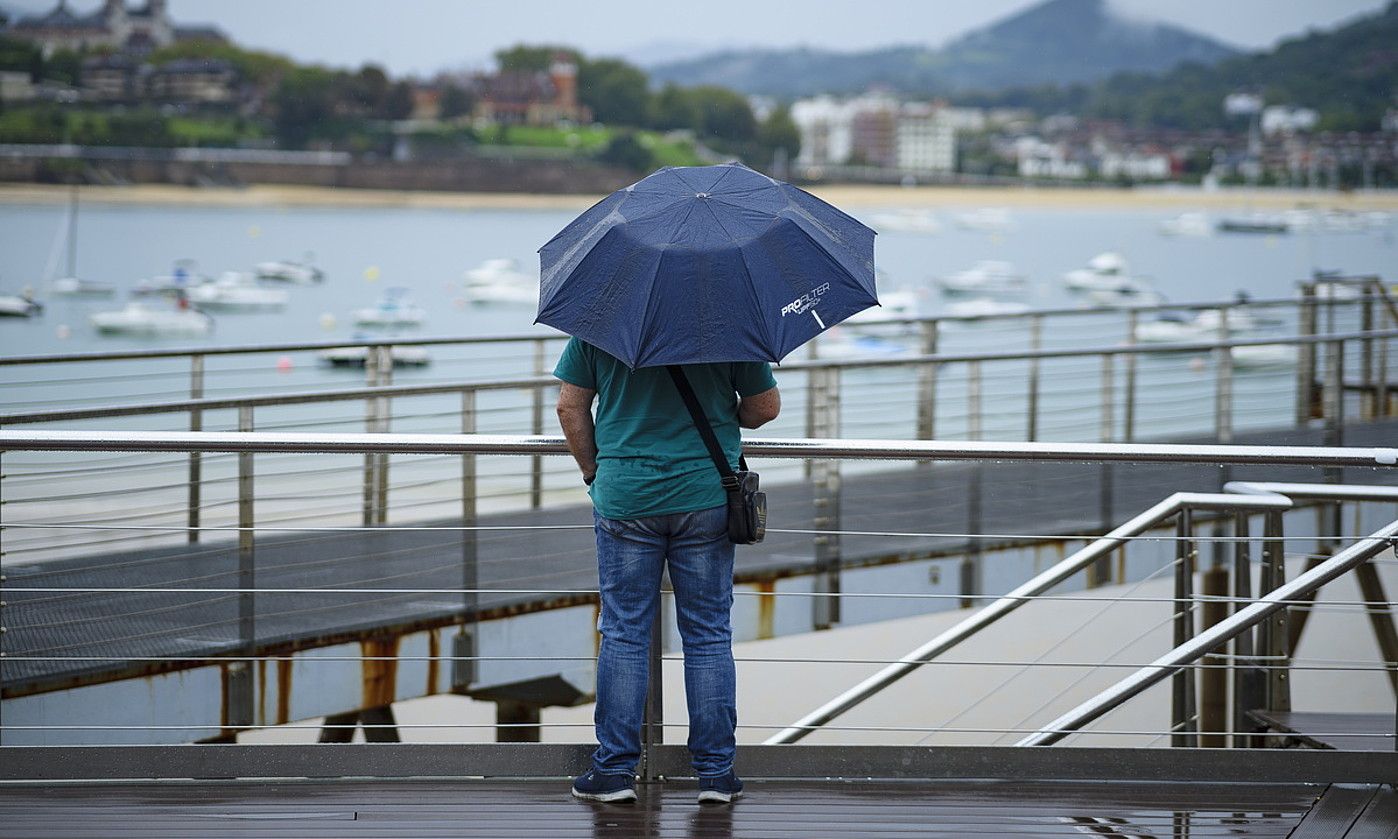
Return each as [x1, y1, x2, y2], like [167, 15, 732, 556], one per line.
[4, 430, 1398, 782]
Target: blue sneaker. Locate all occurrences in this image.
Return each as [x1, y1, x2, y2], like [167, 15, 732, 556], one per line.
[571, 769, 637, 803]
[697, 770, 744, 804]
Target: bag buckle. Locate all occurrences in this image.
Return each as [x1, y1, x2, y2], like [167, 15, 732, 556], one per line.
[721, 475, 741, 491]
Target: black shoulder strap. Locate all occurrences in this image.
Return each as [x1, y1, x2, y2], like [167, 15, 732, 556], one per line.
[666, 365, 744, 490]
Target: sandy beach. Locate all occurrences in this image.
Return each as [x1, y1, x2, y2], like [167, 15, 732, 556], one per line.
[2, 180, 1397, 211]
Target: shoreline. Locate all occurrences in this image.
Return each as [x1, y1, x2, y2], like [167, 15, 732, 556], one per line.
[2, 181, 1397, 211]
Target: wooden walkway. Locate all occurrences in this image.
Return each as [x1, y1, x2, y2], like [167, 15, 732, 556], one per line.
[5, 419, 1397, 698]
[2, 777, 1379, 838]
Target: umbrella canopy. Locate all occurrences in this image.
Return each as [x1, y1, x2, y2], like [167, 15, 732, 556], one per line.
[537, 162, 878, 368]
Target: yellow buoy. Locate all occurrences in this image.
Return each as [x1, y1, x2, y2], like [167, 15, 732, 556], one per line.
[364, 265, 381, 282]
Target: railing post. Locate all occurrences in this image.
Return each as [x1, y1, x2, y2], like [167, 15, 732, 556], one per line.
[1124, 311, 1138, 443]
[1026, 315, 1041, 441]
[1362, 285, 1376, 420]
[1214, 309, 1233, 445]
[1378, 301, 1390, 418]
[1093, 355, 1115, 587]
[1258, 511, 1291, 717]
[961, 361, 983, 607]
[1171, 508, 1198, 747]
[362, 345, 380, 527]
[452, 390, 478, 694]
[1199, 526, 1229, 748]
[0, 452, 6, 744]
[916, 320, 938, 443]
[1231, 512, 1260, 748]
[813, 367, 842, 630]
[230, 404, 256, 733]
[187, 354, 204, 544]
[640, 605, 664, 782]
[376, 345, 392, 526]
[1325, 339, 1345, 449]
[531, 338, 546, 510]
[1296, 283, 1317, 427]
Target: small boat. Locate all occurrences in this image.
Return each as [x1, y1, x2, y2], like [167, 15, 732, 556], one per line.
[43, 186, 115, 297]
[1134, 313, 1205, 343]
[954, 208, 1013, 233]
[319, 345, 432, 368]
[0, 288, 42, 318]
[1159, 212, 1211, 237]
[90, 299, 213, 336]
[1217, 214, 1289, 234]
[1231, 344, 1296, 368]
[51, 276, 116, 297]
[187, 273, 289, 311]
[1063, 252, 1143, 293]
[1085, 285, 1165, 308]
[354, 289, 426, 327]
[936, 261, 1025, 295]
[257, 256, 324, 284]
[133, 260, 207, 297]
[845, 289, 920, 325]
[463, 258, 538, 305]
[945, 298, 1030, 319]
[868, 209, 942, 234]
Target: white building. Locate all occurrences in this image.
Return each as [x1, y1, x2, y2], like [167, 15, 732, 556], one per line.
[791, 96, 856, 169]
[0, 70, 35, 103]
[1261, 105, 1319, 136]
[895, 104, 956, 173]
[1099, 151, 1171, 181]
[1016, 137, 1087, 179]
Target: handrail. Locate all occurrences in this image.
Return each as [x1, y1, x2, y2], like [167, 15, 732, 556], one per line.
[764, 491, 1294, 744]
[2, 431, 1397, 467]
[0, 287, 1373, 367]
[1017, 513, 1398, 746]
[3, 328, 1393, 426]
[1225, 481, 1398, 502]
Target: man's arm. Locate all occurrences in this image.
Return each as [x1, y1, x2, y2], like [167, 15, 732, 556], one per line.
[738, 386, 781, 429]
[556, 382, 599, 483]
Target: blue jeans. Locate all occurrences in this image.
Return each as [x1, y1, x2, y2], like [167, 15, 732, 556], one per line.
[591, 504, 736, 778]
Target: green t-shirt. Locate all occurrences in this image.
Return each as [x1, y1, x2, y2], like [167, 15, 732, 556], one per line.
[553, 338, 778, 520]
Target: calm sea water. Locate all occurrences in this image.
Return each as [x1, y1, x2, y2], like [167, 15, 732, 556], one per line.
[0, 197, 1392, 360]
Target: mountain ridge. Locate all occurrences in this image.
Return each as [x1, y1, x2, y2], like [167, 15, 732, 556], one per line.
[647, 0, 1239, 98]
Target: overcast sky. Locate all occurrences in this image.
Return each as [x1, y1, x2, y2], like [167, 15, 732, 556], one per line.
[4, 0, 1388, 76]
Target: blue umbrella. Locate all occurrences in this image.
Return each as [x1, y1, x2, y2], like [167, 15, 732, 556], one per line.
[536, 162, 878, 368]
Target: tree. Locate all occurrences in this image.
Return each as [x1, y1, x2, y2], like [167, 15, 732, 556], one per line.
[273, 66, 338, 147]
[757, 105, 800, 162]
[41, 48, 82, 86]
[598, 132, 654, 172]
[651, 83, 698, 131]
[383, 81, 415, 121]
[577, 58, 651, 127]
[688, 85, 756, 146]
[439, 84, 476, 119]
[350, 64, 390, 114]
[494, 44, 579, 72]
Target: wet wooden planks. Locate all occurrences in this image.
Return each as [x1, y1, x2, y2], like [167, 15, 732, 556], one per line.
[0, 778, 1337, 838]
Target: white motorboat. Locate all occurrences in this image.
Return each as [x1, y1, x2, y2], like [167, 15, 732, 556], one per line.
[463, 258, 538, 305]
[868, 209, 942, 234]
[319, 345, 432, 368]
[354, 289, 426, 327]
[954, 208, 1013, 233]
[936, 261, 1025, 295]
[945, 298, 1030, 319]
[257, 256, 325, 284]
[1158, 212, 1211, 237]
[1217, 213, 1289, 234]
[187, 273, 290, 311]
[0, 289, 42, 318]
[1085, 285, 1165, 308]
[1231, 344, 1296, 368]
[1134, 314, 1205, 343]
[90, 301, 213, 336]
[845, 289, 920, 325]
[1063, 252, 1142, 293]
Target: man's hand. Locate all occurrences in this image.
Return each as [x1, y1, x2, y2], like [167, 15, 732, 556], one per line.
[556, 382, 599, 484]
[738, 386, 781, 429]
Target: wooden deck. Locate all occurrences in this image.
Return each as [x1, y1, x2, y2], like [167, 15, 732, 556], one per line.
[0, 777, 1365, 838]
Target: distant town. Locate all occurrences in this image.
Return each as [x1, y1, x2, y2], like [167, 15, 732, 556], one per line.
[0, 0, 1394, 192]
